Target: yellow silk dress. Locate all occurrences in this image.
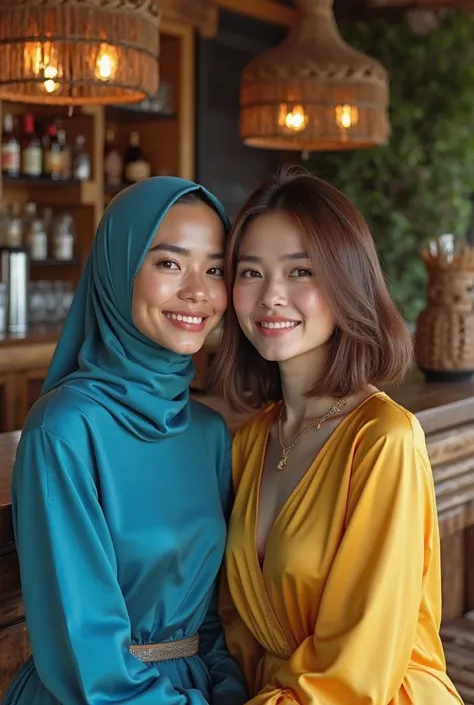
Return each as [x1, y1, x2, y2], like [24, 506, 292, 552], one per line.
[220, 392, 463, 705]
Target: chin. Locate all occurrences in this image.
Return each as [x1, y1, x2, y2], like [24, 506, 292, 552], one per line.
[165, 338, 206, 356]
[253, 344, 296, 363]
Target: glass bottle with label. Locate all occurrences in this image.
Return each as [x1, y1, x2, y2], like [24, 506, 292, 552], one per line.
[52, 214, 75, 260]
[124, 131, 151, 183]
[104, 128, 123, 186]
[21, 114, 42, 178]
[2, 113, 20, 178]
[73, 135, 91, 181]
[5, 203, 23, 246]
[27, 217, 48, 261]
[23, 201, 38, 234]
[43, 124, 62, 180]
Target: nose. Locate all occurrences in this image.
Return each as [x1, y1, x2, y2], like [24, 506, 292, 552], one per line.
[260, 277, 288, 309]
[178, 270, 208, 304]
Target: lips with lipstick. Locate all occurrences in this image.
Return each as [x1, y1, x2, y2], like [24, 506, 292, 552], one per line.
[255, 316, 301, 336]
[163, 311, 209, 333]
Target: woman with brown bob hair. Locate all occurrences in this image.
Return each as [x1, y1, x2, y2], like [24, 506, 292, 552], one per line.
[213, 166, 462, 705]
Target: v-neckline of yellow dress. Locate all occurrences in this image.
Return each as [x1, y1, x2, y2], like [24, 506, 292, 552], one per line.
[249, 391, 386, 656]
[253, 390, 386, 572]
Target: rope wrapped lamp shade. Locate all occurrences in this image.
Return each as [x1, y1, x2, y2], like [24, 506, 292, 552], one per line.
[240, 0, 390, 151]
[0, 0, 160, 105]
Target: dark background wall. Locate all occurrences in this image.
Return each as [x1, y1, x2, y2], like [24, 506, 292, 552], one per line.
[195, 10, 287, 218]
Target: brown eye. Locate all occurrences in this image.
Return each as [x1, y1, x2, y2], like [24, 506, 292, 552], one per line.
[208, 266, 224, 277]
[239, 269, 261, 279]
[289, 268, 312, 278]
[155, 259, 180, 270]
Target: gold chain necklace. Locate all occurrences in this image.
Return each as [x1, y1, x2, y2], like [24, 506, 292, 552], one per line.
[277, 398, 347, 470]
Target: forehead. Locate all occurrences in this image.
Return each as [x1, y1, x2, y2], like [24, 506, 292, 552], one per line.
[239, 211, 307, 254]
[150, 202, 225, 249]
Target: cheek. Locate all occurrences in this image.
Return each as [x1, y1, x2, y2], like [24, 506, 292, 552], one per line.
[298, 288, 335, 324]
[233, 284, 255, 316]
[134, 271, 173, 306]
[211, 280, 228, 313]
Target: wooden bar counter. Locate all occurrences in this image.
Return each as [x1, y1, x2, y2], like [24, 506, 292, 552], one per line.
[1, 375, 474, 701]
[0, 325, 60, 434]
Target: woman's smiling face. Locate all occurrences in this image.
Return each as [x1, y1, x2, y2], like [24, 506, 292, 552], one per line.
[233, 210, 336, 364]
[132, 201, 228, 354]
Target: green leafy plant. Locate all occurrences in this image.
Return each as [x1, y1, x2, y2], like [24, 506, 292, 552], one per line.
[309, 13, 474, 323]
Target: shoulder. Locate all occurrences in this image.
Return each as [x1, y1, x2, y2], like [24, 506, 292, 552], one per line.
[189, 398, 230, 458]
[13, 390, 101, 500]
[349, 393, 431, 496]
[17, 387, 105, 490]
[233, 404, 276, 451]
[190, 397, 228, 426]
[354, 392, 425, 450]
[231, 404, 276, 487]
[189, 398, 229, 438]
[23, 385, 102, 443]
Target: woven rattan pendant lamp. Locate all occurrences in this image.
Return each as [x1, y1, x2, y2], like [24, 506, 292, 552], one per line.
[240, 0, 390, 151]
[0, 0, 160, 105]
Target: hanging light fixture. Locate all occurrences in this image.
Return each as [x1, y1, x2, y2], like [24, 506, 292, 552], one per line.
[0, 0, 160, 105]
[240, 0, 390, 151]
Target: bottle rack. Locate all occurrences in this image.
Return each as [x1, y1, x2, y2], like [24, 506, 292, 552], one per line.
[0, 17, 195, 286]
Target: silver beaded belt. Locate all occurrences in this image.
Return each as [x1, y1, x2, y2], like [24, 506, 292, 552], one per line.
[129, 634, 199, 662]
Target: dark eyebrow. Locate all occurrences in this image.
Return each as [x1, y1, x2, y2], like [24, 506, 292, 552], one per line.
[149, 243, 224, 260]
[237, 252, 310, 263]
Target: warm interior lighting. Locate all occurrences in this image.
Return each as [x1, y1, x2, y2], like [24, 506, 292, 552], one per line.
[42, 62, 60, 94]
[335, 104, 359, 131]
[0, 0, 160, 105]
[240, 0, 389, 151]
[278, 103, 309, 133]
[95, 43, 119, 81]
[24, 41, 61, 94]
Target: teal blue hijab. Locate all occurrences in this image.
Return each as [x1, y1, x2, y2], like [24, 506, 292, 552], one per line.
[42, 176, 230, 441]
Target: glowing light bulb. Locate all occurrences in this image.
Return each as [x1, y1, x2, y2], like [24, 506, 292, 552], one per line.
[335, 104, 359, 131]
[24, 41, 61, 94]
[278, 103, 309, 133]
[95, 43, 118, 81]
[42, 62, 60, 94]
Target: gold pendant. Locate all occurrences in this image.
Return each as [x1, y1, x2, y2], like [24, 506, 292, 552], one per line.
[277, 448, 289, 470]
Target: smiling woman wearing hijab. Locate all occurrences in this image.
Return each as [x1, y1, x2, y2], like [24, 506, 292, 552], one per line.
[2, 177, 247, 705]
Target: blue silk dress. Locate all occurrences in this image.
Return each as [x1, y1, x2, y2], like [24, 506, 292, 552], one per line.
[2, 177, 247, 705]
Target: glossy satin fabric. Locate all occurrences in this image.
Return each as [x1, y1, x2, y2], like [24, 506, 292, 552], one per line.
[4, 390, 246, 705]
[220, 392, 463, 705]
[3, 178, 246, 705]
[42, 177, 230, 441]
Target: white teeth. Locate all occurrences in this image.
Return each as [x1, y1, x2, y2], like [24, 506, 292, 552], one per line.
[260, 321, 299, 329]
[165, 313, 204, 324]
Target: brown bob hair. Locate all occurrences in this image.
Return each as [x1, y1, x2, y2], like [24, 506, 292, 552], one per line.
[211, 165, 413, 411]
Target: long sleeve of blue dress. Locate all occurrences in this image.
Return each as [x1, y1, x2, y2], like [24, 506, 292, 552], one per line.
[8, 392, 247, 705]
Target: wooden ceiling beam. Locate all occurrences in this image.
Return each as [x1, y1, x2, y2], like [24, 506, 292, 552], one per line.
[159, 0, 296, 37]
[159, 0, 219, 37]
[214, 0, 296, 27]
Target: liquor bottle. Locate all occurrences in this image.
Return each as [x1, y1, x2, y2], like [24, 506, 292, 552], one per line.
[26, 217, 48, 261]
[104, 128, 123, 186]
[73, 135, 91, 181]
[21, 113, 42, 178]
[5, 202, 23, 246]
[58, 128, 72, 180]
[43, 123, 62, 180]
[1, 113, 20, 178]
[124, 131, 151, 183]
